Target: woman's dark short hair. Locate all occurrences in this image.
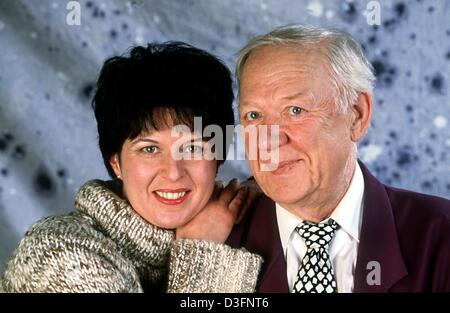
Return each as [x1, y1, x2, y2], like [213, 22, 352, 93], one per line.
[92, 42, 235, 178]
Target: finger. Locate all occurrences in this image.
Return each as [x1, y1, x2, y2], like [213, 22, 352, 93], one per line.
[241, 177, 256, 188]
[212, 180, 224, 199]
[218, 178, 240, 205]
[237, 188, 256, 224]
[229, 186, 249, 222]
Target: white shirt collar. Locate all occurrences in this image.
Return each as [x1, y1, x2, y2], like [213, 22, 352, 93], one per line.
[276, 201, 303, 255]
[329, 162, 364, 242]
[276, 161, 365, 254]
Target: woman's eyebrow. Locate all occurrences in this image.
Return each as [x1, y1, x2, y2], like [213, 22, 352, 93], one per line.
[131, 138, 159, 144]
[178, 137, 206, 146]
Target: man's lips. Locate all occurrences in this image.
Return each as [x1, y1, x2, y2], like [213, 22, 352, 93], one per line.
[267, 159, 301, 175]
[153, 189, 191, 205]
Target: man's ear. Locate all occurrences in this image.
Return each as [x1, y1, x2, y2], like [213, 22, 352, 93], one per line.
[350, 91, 372, 142]
[109, 153, 122, 178]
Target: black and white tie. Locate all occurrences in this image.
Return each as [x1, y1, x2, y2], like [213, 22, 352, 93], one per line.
[293, 219, 340, 293]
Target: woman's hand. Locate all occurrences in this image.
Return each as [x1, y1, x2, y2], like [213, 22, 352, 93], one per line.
[176, 179, 249, 243]
[236, 177, 263, 224]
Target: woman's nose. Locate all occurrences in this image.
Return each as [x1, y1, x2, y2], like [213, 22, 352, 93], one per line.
[161, 158, 186, 181]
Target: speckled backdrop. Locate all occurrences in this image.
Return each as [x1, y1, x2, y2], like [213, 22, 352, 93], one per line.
[0, 0, 449, 270]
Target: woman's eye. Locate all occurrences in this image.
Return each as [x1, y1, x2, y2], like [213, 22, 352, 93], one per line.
[142, 146, 158, 154]
[185, 145, 203, 153]
[246, 111, 260, 121]
[289, 106, 302, 115]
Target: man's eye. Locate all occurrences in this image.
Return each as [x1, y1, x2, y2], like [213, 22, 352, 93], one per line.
[143, 146, 158, 154]
[246, 111, 260, 121]
[289, 106, 302, 115]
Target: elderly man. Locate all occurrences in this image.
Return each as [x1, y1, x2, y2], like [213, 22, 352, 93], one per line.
[227, 25, 450, 292]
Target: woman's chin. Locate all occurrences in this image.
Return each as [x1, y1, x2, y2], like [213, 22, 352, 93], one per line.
[147, 214, 190, 230]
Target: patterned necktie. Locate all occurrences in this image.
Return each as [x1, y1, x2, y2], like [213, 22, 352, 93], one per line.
[292, 219, 340, 293]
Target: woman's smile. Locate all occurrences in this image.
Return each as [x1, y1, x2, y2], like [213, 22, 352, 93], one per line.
[153, 188, 191, 205]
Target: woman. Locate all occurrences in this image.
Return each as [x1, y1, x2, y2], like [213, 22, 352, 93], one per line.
[0, 42, 262, 292]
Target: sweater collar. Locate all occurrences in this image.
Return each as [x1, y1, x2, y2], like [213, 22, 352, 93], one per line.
[74, 180, 174, 272]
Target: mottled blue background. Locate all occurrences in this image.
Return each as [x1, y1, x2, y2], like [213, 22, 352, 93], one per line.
[0, 0, 449, 271]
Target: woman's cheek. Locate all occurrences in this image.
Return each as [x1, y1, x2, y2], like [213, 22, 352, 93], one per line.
[191, 160, 217, 204]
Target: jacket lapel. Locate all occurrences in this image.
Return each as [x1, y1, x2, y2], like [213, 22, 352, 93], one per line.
[354, 161, 408, 292]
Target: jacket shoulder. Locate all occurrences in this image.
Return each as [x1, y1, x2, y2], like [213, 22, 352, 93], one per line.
[1, 213, 141, 292]
[385, 186, 450, 221]
[385, 186, 450, 246]
[384, 186, 450, 291]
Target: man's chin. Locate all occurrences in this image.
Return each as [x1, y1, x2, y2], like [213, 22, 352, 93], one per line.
[266, 191, 306, 207]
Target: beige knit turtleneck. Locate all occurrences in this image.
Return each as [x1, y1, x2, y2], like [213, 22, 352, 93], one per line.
[0, 180, 262, 293]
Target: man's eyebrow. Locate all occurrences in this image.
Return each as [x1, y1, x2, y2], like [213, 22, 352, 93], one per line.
[281, 91, 306, 101]
[238, 99, 261, 109]
[239, 91, 308, 108]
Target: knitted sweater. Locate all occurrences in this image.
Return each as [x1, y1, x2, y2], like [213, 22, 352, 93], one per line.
[0, 180, 262, 293]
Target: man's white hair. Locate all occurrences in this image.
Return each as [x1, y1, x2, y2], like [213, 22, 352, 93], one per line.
[236, 25, 376, 112]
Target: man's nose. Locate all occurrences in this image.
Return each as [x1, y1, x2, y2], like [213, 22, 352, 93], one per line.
[258, 124, 288, 151]
[161, 157, 185, 181]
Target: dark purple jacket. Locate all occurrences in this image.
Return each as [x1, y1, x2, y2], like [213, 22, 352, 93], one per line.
[227, 162, 450, 292]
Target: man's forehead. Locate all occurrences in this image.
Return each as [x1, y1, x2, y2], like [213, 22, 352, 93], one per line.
[239, 45, 330, 105]
[244, 43, 326, 68]
[240, 49, 328, 89]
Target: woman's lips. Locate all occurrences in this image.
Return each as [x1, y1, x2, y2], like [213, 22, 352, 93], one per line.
[153, 189, 191, 205]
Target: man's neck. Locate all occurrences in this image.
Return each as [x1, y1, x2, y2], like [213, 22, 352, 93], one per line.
[280, 160, 356, 223]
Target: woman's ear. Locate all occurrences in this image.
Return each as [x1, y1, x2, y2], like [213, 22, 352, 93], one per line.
[109, 153, 122, 178]
[350, 91, 372, 142]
